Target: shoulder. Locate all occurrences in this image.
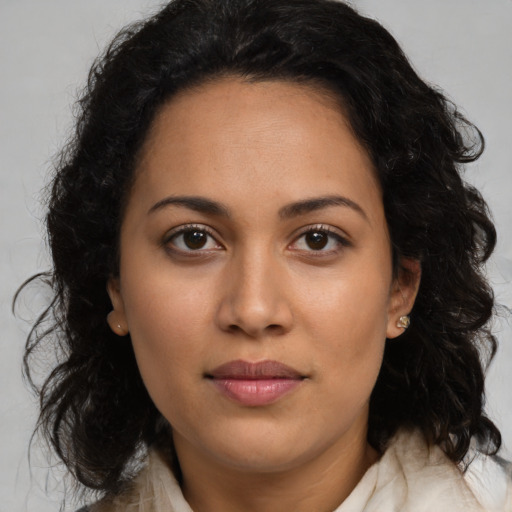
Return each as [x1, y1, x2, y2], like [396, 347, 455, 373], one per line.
[464, 452, 512, 511]
[375, 429, 512, 511]
[73, 450, 188, 512]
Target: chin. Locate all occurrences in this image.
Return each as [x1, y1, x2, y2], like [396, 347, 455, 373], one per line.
[188, 419, 336, 474]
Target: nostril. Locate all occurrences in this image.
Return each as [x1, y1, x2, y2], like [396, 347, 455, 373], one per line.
[226, 323, 284, 337]
[262, 324, 287, 336]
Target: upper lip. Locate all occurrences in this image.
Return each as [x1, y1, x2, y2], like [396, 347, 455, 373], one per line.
[207, 360, 304, 380]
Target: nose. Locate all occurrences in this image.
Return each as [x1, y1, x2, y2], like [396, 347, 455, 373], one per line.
[215, 248, 294, 338]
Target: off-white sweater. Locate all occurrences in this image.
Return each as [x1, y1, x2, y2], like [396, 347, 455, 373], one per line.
[92, 430, 511, 511]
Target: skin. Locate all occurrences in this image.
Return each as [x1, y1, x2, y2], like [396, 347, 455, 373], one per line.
[108, 78, 420, 512]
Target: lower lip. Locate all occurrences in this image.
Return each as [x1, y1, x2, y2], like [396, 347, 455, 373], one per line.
[211, 378, 302, 406]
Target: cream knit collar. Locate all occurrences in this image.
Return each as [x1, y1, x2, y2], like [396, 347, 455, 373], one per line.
[93, 430, 511, 512]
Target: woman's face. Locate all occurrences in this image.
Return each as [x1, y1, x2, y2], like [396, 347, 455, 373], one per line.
[109, 78, 418, 474]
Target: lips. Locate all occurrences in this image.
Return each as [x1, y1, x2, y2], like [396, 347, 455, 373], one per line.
[206, 360, 305, 406]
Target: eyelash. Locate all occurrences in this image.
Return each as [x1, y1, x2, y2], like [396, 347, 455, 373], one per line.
[163, 224, 221, 256]
[162, 223, 351, 257]
[290, 224, 351, 255]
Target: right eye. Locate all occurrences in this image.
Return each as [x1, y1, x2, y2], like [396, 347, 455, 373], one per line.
[164, 225, 223, 254]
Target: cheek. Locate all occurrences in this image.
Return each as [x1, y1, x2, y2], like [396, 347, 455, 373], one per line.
[298, 265, 390, 398]
[300, 264, 391, 342]
[122, 259, 215, 336]
[120, 269, 216, 399]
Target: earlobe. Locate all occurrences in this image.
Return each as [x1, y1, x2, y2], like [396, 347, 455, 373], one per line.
[106, 277, 129, 336]
[386, 258, 421, 339]
[107, 310, 129, 336]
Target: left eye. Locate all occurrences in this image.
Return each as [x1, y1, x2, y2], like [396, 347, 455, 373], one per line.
[165, 226, 221, 252]
[291, 227, 348, 252]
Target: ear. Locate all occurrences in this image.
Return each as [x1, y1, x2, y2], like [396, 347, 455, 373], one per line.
[106, 277, 129, 336]
[386, 258, 421, 339]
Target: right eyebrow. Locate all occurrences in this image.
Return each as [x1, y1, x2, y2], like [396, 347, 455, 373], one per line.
[147, 195, 231, 217]
[148, 196, 231, 217]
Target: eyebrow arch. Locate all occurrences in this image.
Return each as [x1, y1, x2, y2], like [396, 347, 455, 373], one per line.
[278, 195, 368, 222]
[148, 196, 231, 217]
[148, 194, 368, 222]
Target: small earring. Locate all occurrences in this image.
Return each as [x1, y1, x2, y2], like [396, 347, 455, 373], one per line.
[396, 315, 410, 329]
[107, 311, 128, 336]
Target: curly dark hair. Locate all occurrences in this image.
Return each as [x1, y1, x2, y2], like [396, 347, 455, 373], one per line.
[21, 0, 501, 499]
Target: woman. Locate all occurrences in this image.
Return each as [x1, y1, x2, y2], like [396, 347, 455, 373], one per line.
[22, 0, 511, 510]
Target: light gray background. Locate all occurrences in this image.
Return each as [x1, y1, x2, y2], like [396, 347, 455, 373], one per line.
[1, 1, 511, 510]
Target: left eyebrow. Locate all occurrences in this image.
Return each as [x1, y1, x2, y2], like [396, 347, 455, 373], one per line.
[278, 195, 368, 222]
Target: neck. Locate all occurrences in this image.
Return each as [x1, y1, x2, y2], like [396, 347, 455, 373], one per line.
[174, 423, 378, 512]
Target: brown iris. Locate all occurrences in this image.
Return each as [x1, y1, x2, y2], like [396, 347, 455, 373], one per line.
[183, 230, 208, 249]
[305, 231, 328, 250]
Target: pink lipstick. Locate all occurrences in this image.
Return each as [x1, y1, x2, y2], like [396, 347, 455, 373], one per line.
[207, 360, 304, 406]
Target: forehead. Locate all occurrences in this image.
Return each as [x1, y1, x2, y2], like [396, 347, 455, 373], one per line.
[131, 77, 382, 223]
